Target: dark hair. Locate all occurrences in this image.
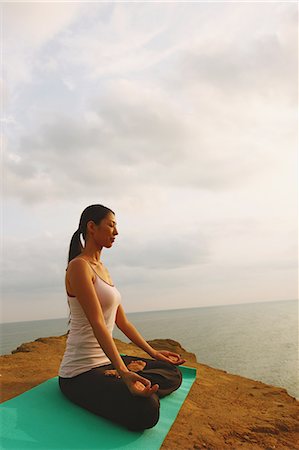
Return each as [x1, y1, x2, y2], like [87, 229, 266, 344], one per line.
[66, 204, 115, 327]
[68, 204, 115, 263]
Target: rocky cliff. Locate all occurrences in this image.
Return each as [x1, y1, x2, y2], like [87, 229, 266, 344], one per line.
[1, 335, 298, 449]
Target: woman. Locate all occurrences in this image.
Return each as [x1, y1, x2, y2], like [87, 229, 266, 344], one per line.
[58, 204, 186, 431]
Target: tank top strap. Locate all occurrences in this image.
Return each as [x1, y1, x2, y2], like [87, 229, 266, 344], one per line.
[74, 257, 115, 287]
[75, 257, 92, 263]
[74, 257, 98, 275]
[75, 257, 93, 267]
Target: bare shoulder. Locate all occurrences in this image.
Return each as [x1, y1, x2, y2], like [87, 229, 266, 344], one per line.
[66, 257, 95, 282]
[68, 256, 91, 269]
[65, 258, 95, 296]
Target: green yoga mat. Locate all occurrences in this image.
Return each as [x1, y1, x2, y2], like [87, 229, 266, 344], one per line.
[0, 355, 197, 450]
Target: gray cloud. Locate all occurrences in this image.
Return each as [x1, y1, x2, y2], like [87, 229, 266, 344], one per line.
[3, 235, 67, 293]
[109, 229, 210, 270]
[175, 30, 296, 100]
[5, 77, 269, 205]
[4, 3, 296, 205]
[2, 226, 211, 296]
[2, 2, 296, 321]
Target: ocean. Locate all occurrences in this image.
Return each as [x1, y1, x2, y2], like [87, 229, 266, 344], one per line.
[1, 299, 298, 399]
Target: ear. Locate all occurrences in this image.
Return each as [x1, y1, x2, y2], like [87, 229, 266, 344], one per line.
[86, 220, 96, 234]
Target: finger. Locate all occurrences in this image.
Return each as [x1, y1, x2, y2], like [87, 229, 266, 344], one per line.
[146, 383, 158, 392]
[134, 381, 147, 392]
[133, 379, 150, 391]
[139, 376, 152, 387]
[134, 381, 158, 391]
[176, 359, 186, 365]
[133, 382, 155, 396]
[139, 384, 159, 397]
[167, 357, 186, 365]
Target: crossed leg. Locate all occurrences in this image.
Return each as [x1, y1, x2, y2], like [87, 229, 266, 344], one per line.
[58, 355, 182, 431]
[107, 355, 183, 398]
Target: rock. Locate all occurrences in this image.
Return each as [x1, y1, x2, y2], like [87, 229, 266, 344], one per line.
[146, 338, 197, 363]
[121, 337, 197, 363]
[1, 334, 299, 450]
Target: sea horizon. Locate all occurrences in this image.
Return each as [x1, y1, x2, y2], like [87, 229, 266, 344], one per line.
[1, 297, 295, 325]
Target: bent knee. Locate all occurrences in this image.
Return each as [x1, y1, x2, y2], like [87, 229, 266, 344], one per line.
[163, 364, 183, 390]
[174, 366, 183, 387]
[127, 394, 160, 431]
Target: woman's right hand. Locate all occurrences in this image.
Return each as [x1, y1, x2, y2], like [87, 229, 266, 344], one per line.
[121, 371, 159, 397]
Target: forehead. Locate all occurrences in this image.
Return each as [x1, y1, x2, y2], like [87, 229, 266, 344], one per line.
[105, 212, 116, 224]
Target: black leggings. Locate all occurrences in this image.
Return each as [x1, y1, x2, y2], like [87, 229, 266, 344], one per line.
[58, 355, 183, 431]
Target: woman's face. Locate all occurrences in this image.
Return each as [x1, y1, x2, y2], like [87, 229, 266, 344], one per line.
[91, 212, 118, 248]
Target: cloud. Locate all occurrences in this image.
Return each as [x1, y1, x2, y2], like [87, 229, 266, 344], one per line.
[4, 3, 295, 205]
[3, 2, 86, 87]
[175, 29, 296, 102]
[6, 71, 284, 205]
[2, 234, 66, 293]
[2, 2, 297, 321]
[110, 228, 210, 270]
[2, 224, 210, 297]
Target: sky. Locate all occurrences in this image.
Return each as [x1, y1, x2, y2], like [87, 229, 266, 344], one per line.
[1, 2, 298, 323]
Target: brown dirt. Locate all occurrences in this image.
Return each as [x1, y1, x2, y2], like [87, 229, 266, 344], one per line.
[1, 334, 298, 450]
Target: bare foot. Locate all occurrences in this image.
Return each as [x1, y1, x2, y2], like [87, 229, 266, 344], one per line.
[104, 369, 121, 378]
[104, 360, 146, 379]
[127, 360, 147, 372]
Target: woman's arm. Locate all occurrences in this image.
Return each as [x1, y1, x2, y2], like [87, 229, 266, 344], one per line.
[115, 305, 156, 357]
[115, 304, 186, 365]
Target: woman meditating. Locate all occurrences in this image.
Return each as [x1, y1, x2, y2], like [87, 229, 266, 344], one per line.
[58, 204, 185, 431]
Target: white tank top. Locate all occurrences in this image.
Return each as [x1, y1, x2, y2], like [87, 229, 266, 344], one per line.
[58, 259, 121, 378]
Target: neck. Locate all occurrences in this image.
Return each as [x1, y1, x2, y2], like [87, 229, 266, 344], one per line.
[80, 247, 103, 264]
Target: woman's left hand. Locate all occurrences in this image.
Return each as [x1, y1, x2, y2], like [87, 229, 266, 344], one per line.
[151, 350, 186, 365]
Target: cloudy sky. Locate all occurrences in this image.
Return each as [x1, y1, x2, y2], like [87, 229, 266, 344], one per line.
[2, 2, 297, 323]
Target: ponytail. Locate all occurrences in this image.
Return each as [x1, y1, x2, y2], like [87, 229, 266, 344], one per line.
[68, 229, 83, 264]
[66, 229, 82, 328]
